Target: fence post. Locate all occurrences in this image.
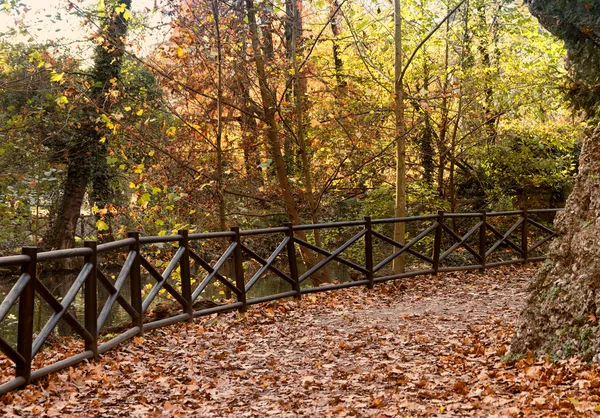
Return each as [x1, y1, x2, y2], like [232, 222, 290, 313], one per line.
[284, 223, 301, 300]
[127, 232, 144, 335]
[84, 241, 98, 361]
[479, 211, 487, 273]
[16, 246, 36, 385]
[231, 227, 247, 313]
[521, 208, 529, 264]
[432, 211, 444, 275]
[178, 230, 193, 321]
[364, 216, 374, 289]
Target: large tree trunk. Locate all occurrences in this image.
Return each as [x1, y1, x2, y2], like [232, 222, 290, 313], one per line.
[46, 159, 90, 251]
[511, 0, 600, 358]
[511, 128, 600, 359]
[45, 0, 132, 250]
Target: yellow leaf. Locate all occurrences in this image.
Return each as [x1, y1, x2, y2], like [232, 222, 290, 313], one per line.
[176, 46, 185, 57]
[136, 109, 144, 116]
[124, 106, 131, 111]
[148, 150, 155, 157]
[50, 72, 64, 82]
[96, 220, 109, 231]
[55, 95, 69, 106]
[440, 406, 445, 413]
[166, 126, 176, 136]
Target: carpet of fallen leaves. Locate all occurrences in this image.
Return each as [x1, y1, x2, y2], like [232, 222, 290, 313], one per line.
[3, 266, 600, 417]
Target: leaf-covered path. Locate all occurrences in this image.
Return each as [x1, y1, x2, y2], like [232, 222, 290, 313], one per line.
[3, 266, 600, 417]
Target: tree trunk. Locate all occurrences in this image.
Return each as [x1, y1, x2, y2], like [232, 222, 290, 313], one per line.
[233, 2, 263, 186]
[436, 17, 450, 199]
[329, 0, 346, 90]
[392, 0, 406, 274]
[511, 0, 600, 358]
[246, 0, 325, 285]
[511, 127, 600, 359]
[46, 160, 89, 251]
[417, 39, 435, 187]
[287, 0, 329, 282]
[89, 0, 133, 240]
[44, 0, 132, 250]
[212, 0, 227, 234]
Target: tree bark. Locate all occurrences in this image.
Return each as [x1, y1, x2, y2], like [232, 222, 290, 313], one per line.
[45, 0, 132, 250]
[511, 1, 600, 358]
[246, 0, 325, 285]
[47, 160, 90, 251]
[329, 0, 346, 90]
[511, 128, 600, 359]
[212, 0, 227, 234]
[392, 0, 406, 274]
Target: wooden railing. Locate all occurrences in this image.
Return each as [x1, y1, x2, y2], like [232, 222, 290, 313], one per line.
[0, 208, 562, 394]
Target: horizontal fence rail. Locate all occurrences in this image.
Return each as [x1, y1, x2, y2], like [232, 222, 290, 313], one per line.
[0, 208, 563, 395]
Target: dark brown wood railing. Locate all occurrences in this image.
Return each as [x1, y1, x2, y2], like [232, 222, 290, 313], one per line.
[0, 208, 562, 394]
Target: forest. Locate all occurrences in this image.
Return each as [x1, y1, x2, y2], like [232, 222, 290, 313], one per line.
[3, 0, 600, 415]
[0, 0, 582, 255]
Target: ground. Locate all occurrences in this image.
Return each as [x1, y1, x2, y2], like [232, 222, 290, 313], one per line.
[3, 266, 600, 417]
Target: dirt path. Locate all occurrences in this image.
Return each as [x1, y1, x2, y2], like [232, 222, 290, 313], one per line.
[2, 266, 600, 417]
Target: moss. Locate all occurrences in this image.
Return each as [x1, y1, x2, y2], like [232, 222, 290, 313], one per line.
[549, 285, 562, 300]
[501, 352, 526, 363]
[579, 326, 594, 342]
[563, 339, 575, 357]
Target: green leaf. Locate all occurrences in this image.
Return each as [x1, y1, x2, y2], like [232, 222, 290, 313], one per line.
[139, 193, 151, 205]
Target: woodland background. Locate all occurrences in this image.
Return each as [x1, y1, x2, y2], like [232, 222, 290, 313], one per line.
[0, 0, 583, 256]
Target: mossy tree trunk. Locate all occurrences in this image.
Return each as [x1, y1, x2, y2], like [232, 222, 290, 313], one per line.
[45, 0, 132, 251]
[511, 1, 600, 359]
[512, 129, 600, 359]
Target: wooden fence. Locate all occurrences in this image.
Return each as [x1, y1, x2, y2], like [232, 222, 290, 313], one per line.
[0, 208, 562, 394]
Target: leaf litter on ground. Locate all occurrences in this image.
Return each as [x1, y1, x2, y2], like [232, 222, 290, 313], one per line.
[2, 265, 600, 417]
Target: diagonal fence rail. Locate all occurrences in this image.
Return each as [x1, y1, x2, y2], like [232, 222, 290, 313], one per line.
[0, 208, 562, 395]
